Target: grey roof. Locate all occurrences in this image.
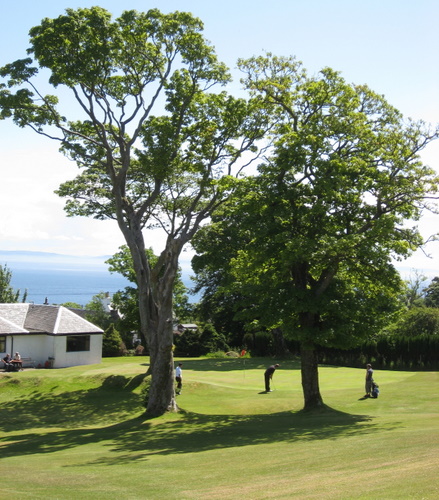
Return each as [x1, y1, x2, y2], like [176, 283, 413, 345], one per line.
[0, 303, 29, 328]
[0, 316, 28, 334]
[0, 304, 103, 335]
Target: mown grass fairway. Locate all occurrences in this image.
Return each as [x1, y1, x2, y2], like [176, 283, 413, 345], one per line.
[1, 357, 438, 499]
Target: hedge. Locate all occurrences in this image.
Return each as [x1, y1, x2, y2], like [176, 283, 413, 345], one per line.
[317, 334, 439, 370]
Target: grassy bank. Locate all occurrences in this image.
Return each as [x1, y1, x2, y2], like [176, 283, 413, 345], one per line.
[0, 357, 437, 499]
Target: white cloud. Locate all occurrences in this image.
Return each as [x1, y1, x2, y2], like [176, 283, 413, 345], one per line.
[0, 136, 123, 256]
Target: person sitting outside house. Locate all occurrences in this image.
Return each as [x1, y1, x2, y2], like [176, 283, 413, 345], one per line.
[2, 353, 12, 371]
[12, 352, 23, 371]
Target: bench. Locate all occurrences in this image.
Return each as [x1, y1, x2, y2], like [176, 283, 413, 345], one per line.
[20, 357, 36, 368]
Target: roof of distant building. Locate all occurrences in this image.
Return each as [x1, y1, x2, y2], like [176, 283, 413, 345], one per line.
[0, 303, 103, 335]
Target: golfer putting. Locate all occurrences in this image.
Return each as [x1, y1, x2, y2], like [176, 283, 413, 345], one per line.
[264, 363, 280, 392]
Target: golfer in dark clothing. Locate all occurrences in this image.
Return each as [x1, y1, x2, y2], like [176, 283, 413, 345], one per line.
[264, 364, 280, 392]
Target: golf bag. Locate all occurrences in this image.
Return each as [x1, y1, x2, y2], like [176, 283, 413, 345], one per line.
[371, 382, 379, 398]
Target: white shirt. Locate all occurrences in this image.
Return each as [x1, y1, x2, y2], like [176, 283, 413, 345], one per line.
[176, 366, 182, 377]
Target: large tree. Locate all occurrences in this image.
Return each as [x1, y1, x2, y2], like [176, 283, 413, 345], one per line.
[193, 55, 439, 409]
[0, 7, 266, 415]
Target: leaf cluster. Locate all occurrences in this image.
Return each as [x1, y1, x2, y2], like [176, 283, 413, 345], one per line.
[0, 7, 267, 242]
[192, 55, 439, 348]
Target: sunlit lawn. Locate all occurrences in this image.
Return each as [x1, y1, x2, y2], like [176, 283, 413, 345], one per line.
[0, 356, 438, 499]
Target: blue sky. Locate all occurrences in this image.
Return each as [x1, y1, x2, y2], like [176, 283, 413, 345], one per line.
[0, 0, 438, 278]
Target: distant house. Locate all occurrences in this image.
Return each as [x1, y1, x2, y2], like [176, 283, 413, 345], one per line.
[175, 323, 198, 335]
[0, 304, 103, 368]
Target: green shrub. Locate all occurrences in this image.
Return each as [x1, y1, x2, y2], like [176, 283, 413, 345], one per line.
[242, 331, 273, 356]
[200, 324, 230, 354]
[205, 351, 229, 358]
[174, 324, 230, 356]
[393, 307, 439, 337]
[103, 324, 124, 357]
[174, 329, 202, 356]
[253, 331, 273, 356]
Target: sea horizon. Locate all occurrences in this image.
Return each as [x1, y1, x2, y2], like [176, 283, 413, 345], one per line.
[10, 267, 131, 307]
[2, 250, 197, 306]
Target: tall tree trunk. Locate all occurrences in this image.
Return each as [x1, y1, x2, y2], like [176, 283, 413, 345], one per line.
[139, 254, 180, 416]
[120, 220, 181, 416]
[300, 342, 324, 410]
[146, 306, 178, 416]
[296, 303, 325, 410]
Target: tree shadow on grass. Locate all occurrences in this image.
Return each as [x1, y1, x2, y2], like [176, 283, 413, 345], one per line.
[0, 368, 401, 466]
[0, 400, 398, 465]
[0, 373, 146, 433]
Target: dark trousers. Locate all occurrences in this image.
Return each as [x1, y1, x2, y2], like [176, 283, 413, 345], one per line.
[264, 373, 272, 392]
[176, 376, 182, 393]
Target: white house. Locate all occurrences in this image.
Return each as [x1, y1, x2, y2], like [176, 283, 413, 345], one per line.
[0, 303, 103, 368]
[175, 323, 198, 334]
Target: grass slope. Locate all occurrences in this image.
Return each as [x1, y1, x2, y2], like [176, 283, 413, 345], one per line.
[0, 357, 438, 499]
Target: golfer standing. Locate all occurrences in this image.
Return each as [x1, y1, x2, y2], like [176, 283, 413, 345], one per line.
[264, 363, 280, 392]
[175, 363, 183, 395]
[365, 363, 374, 397]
